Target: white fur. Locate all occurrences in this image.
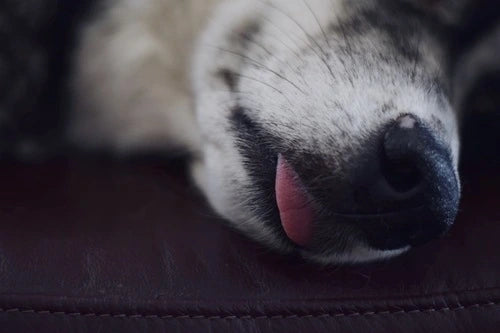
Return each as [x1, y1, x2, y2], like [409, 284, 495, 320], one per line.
[71, 0, 461, 263]
[306, 246, 411, 265]
[70, 0, 222, 153]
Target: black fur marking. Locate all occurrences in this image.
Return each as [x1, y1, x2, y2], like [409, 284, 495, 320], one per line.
[332, 1, 448, 65]
[230, 106, 355, 254]
[380, 102, 395, 114]
[216, 22, 262, 91]
[238, 21, 262, 49]
[327, 0, 453, 113]
[360, 5, 427, 64]
[217, 68, 238, 91]
[230, 106, 290, 244]
[228, 20, 262, 53]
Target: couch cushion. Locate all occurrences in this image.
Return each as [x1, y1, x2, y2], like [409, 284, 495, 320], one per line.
[0, 158, 498, 332]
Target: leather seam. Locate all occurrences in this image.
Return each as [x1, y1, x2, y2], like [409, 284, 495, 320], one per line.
[0, 301, 498, 320]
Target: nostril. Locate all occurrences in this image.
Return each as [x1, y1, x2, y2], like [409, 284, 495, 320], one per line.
[381, 155, 422, 193]
[381, 115, 424, 195]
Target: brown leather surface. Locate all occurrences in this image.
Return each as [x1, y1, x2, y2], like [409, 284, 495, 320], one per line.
[0, 158, 498, 332]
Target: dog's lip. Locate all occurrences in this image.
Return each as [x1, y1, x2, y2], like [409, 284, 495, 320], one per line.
[275, 155, 315, 247]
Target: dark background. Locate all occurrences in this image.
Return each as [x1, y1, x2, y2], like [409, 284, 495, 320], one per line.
[0, 0, 96, 159]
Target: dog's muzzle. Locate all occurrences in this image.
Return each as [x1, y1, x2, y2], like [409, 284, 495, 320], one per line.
[276, 115, 460, 252]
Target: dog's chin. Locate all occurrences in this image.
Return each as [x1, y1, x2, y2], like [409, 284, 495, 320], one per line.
[301, 245, 411, 265]
[237, 212, 411, 265]
[251, 222, 411, 265]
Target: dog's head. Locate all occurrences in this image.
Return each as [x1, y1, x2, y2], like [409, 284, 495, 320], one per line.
[191, 0, 461, 264]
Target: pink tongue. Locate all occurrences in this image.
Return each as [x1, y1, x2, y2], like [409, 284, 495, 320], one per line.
[275, 155, 314, 247]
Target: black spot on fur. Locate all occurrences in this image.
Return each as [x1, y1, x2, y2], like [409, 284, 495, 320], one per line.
[216, 21, 262, 91]
[216, 68, 238, 91]
[240, 22, 261, 43]
[226, 20, 262, 57]
[380, 102, 394, 114]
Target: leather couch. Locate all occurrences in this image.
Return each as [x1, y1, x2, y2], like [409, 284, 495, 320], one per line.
[0, 155, 498, 332]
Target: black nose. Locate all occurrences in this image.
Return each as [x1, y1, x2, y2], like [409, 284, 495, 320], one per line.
[381, 116, 424, 196]
[357, 115, 460, 250]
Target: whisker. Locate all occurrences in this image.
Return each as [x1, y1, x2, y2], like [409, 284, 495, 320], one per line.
[257, 0, 338, 83]
[231, 73, 296, 106]
[259, 16, 310, 86]
[230, 29, 308, 87]
[259, 0, 326, 55]
[233, 30, 273, 58]
[232, 73, 285, 95]
[260, 16, 304, 59]
[300, 0, 332, 48]
[330, 4, 356, 87]
[209, 45, 307, 95]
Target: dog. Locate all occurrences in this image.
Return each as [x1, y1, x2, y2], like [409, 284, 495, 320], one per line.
[2, 0, 498, 264]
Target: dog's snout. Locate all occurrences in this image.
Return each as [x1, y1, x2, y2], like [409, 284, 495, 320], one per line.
[358, 115, 460, 250]
[270, 114, 460, 253]
[306, 115, 461, 251]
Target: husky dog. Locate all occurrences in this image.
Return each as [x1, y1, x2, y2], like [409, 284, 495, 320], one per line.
[69, 0, 474, 264]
